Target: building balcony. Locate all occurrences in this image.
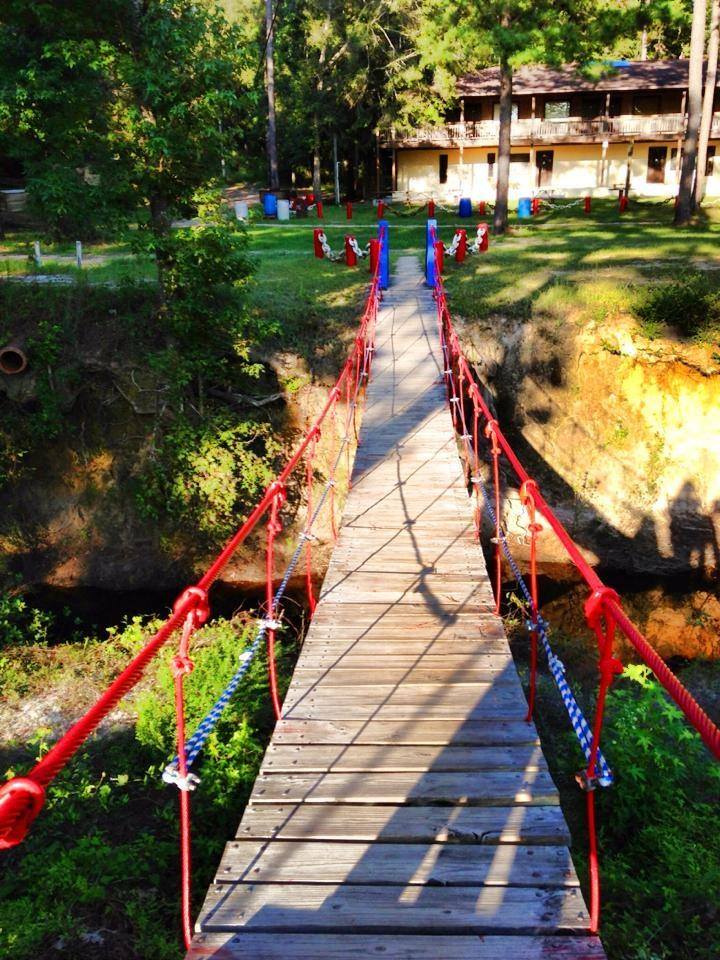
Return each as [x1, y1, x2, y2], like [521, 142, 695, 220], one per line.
[384, 113, 720, 148]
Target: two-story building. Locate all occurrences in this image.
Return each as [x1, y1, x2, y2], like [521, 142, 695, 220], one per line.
[384, 60, 720, 200]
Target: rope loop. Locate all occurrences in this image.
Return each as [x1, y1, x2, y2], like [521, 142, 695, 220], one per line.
[0, 777, 46, 850]
[584, 586, 621, 630]
[173, 585, 210, 627]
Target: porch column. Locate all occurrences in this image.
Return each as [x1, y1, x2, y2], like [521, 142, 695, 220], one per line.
[677, 89, 687, 184]
[600, 139, 608, 186]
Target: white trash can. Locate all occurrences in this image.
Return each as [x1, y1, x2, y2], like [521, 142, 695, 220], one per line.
[234, 200, 249, 220]
[277, 199, 290, 221]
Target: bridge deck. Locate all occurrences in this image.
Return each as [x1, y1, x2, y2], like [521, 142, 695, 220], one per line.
[188, 256, 605, 958]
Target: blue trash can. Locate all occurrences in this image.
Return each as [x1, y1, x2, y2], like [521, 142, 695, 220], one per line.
[263, 193, 277, 217]
[458, 197, 472, 218]
[425, 218, 438, 287]
[517, 196, 532, 219]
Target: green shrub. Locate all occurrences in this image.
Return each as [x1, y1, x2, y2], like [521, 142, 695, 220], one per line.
[632, 272, 720, 341]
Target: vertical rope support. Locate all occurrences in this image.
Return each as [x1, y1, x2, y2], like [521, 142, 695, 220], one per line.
[304, 429, 319, 615]
[471, 395, 481, 541]
[265, 486, 285, 720]
[485, 419, 503, 615]
[329, 398, 339, 541]
[170, 609, 200, 951]
[520, 480, 542, 722]
[344, 372, 352, 490]
[583, 587, 625, 934]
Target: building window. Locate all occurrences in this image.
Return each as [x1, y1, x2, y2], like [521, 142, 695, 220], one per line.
[487, 152, 495, 179]
[581, 96, 603, 120]
[647, 146, 667, 184]
[706, 145, 716, 176]
[544, 100, 570, 120]
[493, 103, 519, 122]
[439, 154, 448, 184]
[510, 153, 531, 164]
[634, 95, 661, 116]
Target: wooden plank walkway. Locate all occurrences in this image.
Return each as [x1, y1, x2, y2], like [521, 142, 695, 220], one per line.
[188, 256, 605, 959]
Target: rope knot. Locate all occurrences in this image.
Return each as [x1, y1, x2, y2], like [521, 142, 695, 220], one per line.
[171, 654, 195, 678]
[173, 585, 210, 627]
[0, 777, 46, 850]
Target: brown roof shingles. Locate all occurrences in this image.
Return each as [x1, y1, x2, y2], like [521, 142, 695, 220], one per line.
[456, 60, 701, 97]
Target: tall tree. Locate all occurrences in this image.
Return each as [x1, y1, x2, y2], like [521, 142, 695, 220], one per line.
[676, 0, 707, 224]
[696, 0, 720, 204]
[265, 0, 280, 189]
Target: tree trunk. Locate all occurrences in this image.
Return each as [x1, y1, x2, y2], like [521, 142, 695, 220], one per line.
[493, 58, 512, 236]
[265, 0, 279, 190]
[676, 0, 707, 225]
[312, 113, 322, 197]
[696, 0, 720, 205]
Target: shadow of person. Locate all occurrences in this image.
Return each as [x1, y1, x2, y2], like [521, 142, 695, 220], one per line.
[668, 480, 720, 578]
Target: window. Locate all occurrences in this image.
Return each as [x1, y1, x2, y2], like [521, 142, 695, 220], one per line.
[544, 100, 570, 120]
[439, 154, 448, 185]
[706, 145, 716, 177]
[633, 95, 661, 116]
[493, 103, 519, 122]
[487, 152, 495, 179]
[581, 96, 603, 120]
[510, 153, 531, 164]
[647, 146, 667, 184]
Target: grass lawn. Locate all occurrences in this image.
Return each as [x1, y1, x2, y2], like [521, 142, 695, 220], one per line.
[1, 200, 719, 959]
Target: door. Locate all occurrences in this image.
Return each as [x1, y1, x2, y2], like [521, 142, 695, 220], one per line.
[647, 146, 667, 184]
[536, 150, 554, 187]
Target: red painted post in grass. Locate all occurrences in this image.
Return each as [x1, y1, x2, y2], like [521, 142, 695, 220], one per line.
[619, 194, 628, 213]
[377, 200, 384, 219]
[584, 195, 592, 214]
[428, 199, 435, 217]
[478, 200, 486, 216]
[313, 228, 324, 258]
[455, 229, 467, 263]
[316, 200, 324, 219]
[531, 197, 540, 216]
[345, 235, 357, 267]
[369, 238, 380, 276]
[477, 222, 489, 252]
[346, 201, 353, 219]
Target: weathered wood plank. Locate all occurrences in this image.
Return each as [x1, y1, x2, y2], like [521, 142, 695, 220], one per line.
[235, 803, 570, 844]
[289, 666, 518, 686]
[261, 743, 547, 773]
[196, 883, 591, 934]
[214, 841, 577, 887]
[188, 933, 607, 960]
[249, 770, 559, 806]
[272, 718, 541, 746]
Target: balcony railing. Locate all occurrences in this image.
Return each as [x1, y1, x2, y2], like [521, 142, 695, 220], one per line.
[387, 114, 720, 146]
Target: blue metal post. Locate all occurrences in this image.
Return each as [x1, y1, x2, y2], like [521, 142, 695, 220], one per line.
[425, 218, 438, 287]
[378, 219, 389, 289]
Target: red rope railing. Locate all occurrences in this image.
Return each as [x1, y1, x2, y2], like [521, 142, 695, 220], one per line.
[429, 228, 720, 934]
[0, 235, 384, 929]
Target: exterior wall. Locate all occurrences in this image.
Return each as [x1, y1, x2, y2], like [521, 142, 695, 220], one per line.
[395, 140, 720, 199]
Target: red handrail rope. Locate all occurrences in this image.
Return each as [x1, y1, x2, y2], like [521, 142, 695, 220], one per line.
[429, 247, 720, 762]
[0, 241, 385, 852]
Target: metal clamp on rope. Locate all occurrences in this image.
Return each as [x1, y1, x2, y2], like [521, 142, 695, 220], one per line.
[450, 396, 461, 404]
[259, 617, 283, 631]
[299, 531, 318, 543]
[460, 434, 472, 441]
[238, 649, 254, 667]
[575, 768, 613, 792]
[162, 764, 201, 792]
[470, 475, 482, 485]
[549, 654, 566, 676]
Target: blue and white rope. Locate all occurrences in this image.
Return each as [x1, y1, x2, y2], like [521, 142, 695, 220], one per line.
[163, 434, 350, 780]
[457, 429, 613, 786]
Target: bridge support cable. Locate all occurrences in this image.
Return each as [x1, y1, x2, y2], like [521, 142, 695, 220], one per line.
[428, 226, 720, 934]
[0, 229, 385, 949]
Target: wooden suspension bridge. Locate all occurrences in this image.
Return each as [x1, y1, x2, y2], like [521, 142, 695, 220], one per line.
[187, 256, 606, 959]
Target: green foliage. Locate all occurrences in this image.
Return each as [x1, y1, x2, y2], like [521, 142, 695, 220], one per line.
[633, 271, 720, 341]
[0, 613, 294, 959]
[596, 664, 720, 959]
[136, 414, 281, 541]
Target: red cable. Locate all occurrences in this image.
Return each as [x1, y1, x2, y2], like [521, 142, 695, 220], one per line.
[304, 430, 319, 616]
[520, 480, 541, 722]
[265, 488, 285, 721]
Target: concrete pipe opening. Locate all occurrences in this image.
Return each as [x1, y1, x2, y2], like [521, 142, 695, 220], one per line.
[0, 345, 28, 375]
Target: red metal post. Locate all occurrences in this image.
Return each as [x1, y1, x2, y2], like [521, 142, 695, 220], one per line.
[345, 235, 357, 267]
[584, 195, 592, 214]
[346, 201, 352, 219]
[428, 198, 435, 217]
[317, 200, 324, 219]
[313, 228, 324, 258]
[455, 229, 467, 263]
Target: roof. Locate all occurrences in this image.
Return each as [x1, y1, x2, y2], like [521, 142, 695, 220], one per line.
[456, 60, 700, 97]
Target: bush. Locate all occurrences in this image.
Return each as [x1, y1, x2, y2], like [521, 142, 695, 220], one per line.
[632, 272, 720, 341]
